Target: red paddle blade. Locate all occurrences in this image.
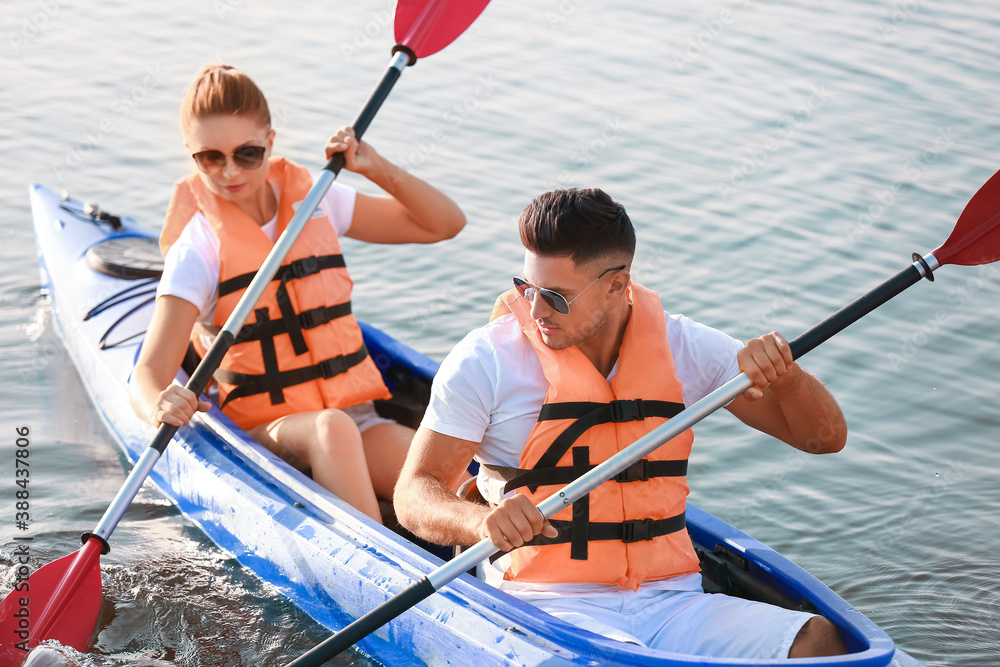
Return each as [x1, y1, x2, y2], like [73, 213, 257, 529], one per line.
[394, 0, 491, 59]
[0, 545, 102, 663]
[933, 168, 1000, 266]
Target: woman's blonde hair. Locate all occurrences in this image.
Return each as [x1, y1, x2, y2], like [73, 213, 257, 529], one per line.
[180, 64, 270, 129]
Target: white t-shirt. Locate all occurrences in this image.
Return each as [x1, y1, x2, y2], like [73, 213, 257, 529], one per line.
[156, 180, 357, 322]
[420, 309, 744, 594]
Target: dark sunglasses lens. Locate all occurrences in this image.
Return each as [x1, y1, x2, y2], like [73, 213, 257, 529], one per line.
[233, 145, 266, 169]
[539, 288, 569, 314]
[513, 278, 569, 314]
[192, 150, 226, 172]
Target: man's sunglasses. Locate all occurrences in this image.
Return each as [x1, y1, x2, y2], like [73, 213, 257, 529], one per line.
[191, 145, 267, 174]
[513, 265, 626, 315]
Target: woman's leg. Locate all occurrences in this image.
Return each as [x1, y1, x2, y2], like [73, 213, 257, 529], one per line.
[247, 410, 382, 523]
[359, 422, 415, 501]
[360, 421, 472, 502]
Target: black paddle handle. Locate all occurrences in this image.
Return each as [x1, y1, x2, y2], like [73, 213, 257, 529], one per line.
[149, 330, 236, 455]
[323, 53, 410, 177]
[287, 578, 437, 666]
[790, 259, 931, 361]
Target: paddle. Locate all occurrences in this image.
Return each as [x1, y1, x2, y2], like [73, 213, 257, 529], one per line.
[0, 1, 491, 662]
[286, 167, 1000, 665]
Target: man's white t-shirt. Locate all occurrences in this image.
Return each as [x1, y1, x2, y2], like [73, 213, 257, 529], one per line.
[155, 180, 357, 322]
[419, 308, 744, 594]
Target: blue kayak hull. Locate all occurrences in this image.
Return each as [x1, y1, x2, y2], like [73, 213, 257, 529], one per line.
[30, 183, 921, 666]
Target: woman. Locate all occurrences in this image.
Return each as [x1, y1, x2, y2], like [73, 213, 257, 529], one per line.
[129, 64, 465, 523]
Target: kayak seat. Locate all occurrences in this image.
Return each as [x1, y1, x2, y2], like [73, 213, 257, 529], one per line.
[86, 235, 163, 280]
[696, 542, 818, 613]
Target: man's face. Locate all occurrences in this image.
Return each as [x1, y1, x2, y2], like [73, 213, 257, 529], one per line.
[520, 252, 620, 350]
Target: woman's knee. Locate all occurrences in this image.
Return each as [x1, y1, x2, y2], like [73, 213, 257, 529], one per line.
[314, 409, 363, 450]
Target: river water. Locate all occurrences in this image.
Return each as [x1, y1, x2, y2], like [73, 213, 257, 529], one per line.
[1, 1, 998, 665]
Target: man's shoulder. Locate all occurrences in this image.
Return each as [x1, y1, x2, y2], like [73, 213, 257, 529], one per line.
[664, 311, 732, 345]
[447, 313, 529, 362]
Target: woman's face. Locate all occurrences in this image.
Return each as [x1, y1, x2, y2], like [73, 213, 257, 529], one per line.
[183, 114, 275, 204]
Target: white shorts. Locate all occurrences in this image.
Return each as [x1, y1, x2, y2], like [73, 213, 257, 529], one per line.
[338, 401, 397, 433]
[515, 576, 813, 660]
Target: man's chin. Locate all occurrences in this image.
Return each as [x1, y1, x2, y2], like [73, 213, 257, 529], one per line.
[539, 332, 571, 350]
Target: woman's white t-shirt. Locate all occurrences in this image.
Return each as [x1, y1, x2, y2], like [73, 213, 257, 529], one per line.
[155, 180, 357, 322]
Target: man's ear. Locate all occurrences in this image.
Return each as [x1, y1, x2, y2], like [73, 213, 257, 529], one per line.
[609, 270, 631, 295]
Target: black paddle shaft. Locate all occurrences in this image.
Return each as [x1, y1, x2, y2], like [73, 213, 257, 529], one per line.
[789, 257, 933, 361]
[288, 579, 436, 666]
[324, 49, 412, 177]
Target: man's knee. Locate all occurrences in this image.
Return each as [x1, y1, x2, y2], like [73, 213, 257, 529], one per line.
[788, 616, 848, 658]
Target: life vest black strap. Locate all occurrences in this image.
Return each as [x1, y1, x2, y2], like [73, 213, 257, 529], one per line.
[234, 302, 352, 343]
[216, 344, 371, 409]
[512, 511, 687, 559]
[254, 308, 286, 406]
[217, 254, 347, 297]
[532, 399, 685, 472]
[501, 458, 688, 494]
[218, 254, 348, 360]
[570, 447, 590, 559]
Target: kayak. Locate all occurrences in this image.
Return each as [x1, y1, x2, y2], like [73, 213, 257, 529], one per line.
[28, 182, 922, 667]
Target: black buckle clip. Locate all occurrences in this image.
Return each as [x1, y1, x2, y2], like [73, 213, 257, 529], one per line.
[609, 399, 644, 422]
[299, 308, 326, 329]
[622, 518, 655, 544]
[288, 256, 319, 280]
[318, 356, 345, 379]
[615, 459, 650, 483]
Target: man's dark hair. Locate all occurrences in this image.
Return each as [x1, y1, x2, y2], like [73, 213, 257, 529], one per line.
[518, 188, 635, 267]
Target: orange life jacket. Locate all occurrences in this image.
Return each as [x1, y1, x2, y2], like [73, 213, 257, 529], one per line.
[160, 157, 391, 430]
[491, 283, 698, 590]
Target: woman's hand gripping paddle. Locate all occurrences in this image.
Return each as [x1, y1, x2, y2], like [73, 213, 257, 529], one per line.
[285, 167, 1000, 666]
[0, 0, 491, 662]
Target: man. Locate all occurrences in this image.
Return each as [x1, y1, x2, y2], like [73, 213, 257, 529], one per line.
[394, 188, 849, 659]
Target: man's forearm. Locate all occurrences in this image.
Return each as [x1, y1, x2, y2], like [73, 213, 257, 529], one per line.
[394, 473, 490, 547]
[769, 364, 847, 453]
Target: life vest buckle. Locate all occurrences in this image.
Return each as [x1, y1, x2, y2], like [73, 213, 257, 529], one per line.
[318, 356, 346, 379]
[621, 518, 656, 543]
[615, 458, 650, 483]
[299, 308, 326, 329]
[289, 256, 319, 279]
[609, 399, 644, 422]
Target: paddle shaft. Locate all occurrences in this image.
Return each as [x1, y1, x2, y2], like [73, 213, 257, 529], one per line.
[86, 49, 412, 549]
[290, 252, 940, 665]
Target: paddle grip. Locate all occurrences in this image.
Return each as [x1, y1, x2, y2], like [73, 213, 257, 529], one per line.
[287, 578, 437, 666]
[323, 52, 408, 176]
[789, 262, 927, 361]
[148, 330, 235, 456]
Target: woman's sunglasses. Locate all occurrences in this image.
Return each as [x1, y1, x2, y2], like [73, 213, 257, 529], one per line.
[513, 265, 626, 315]
[191, 145, 267, 174]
